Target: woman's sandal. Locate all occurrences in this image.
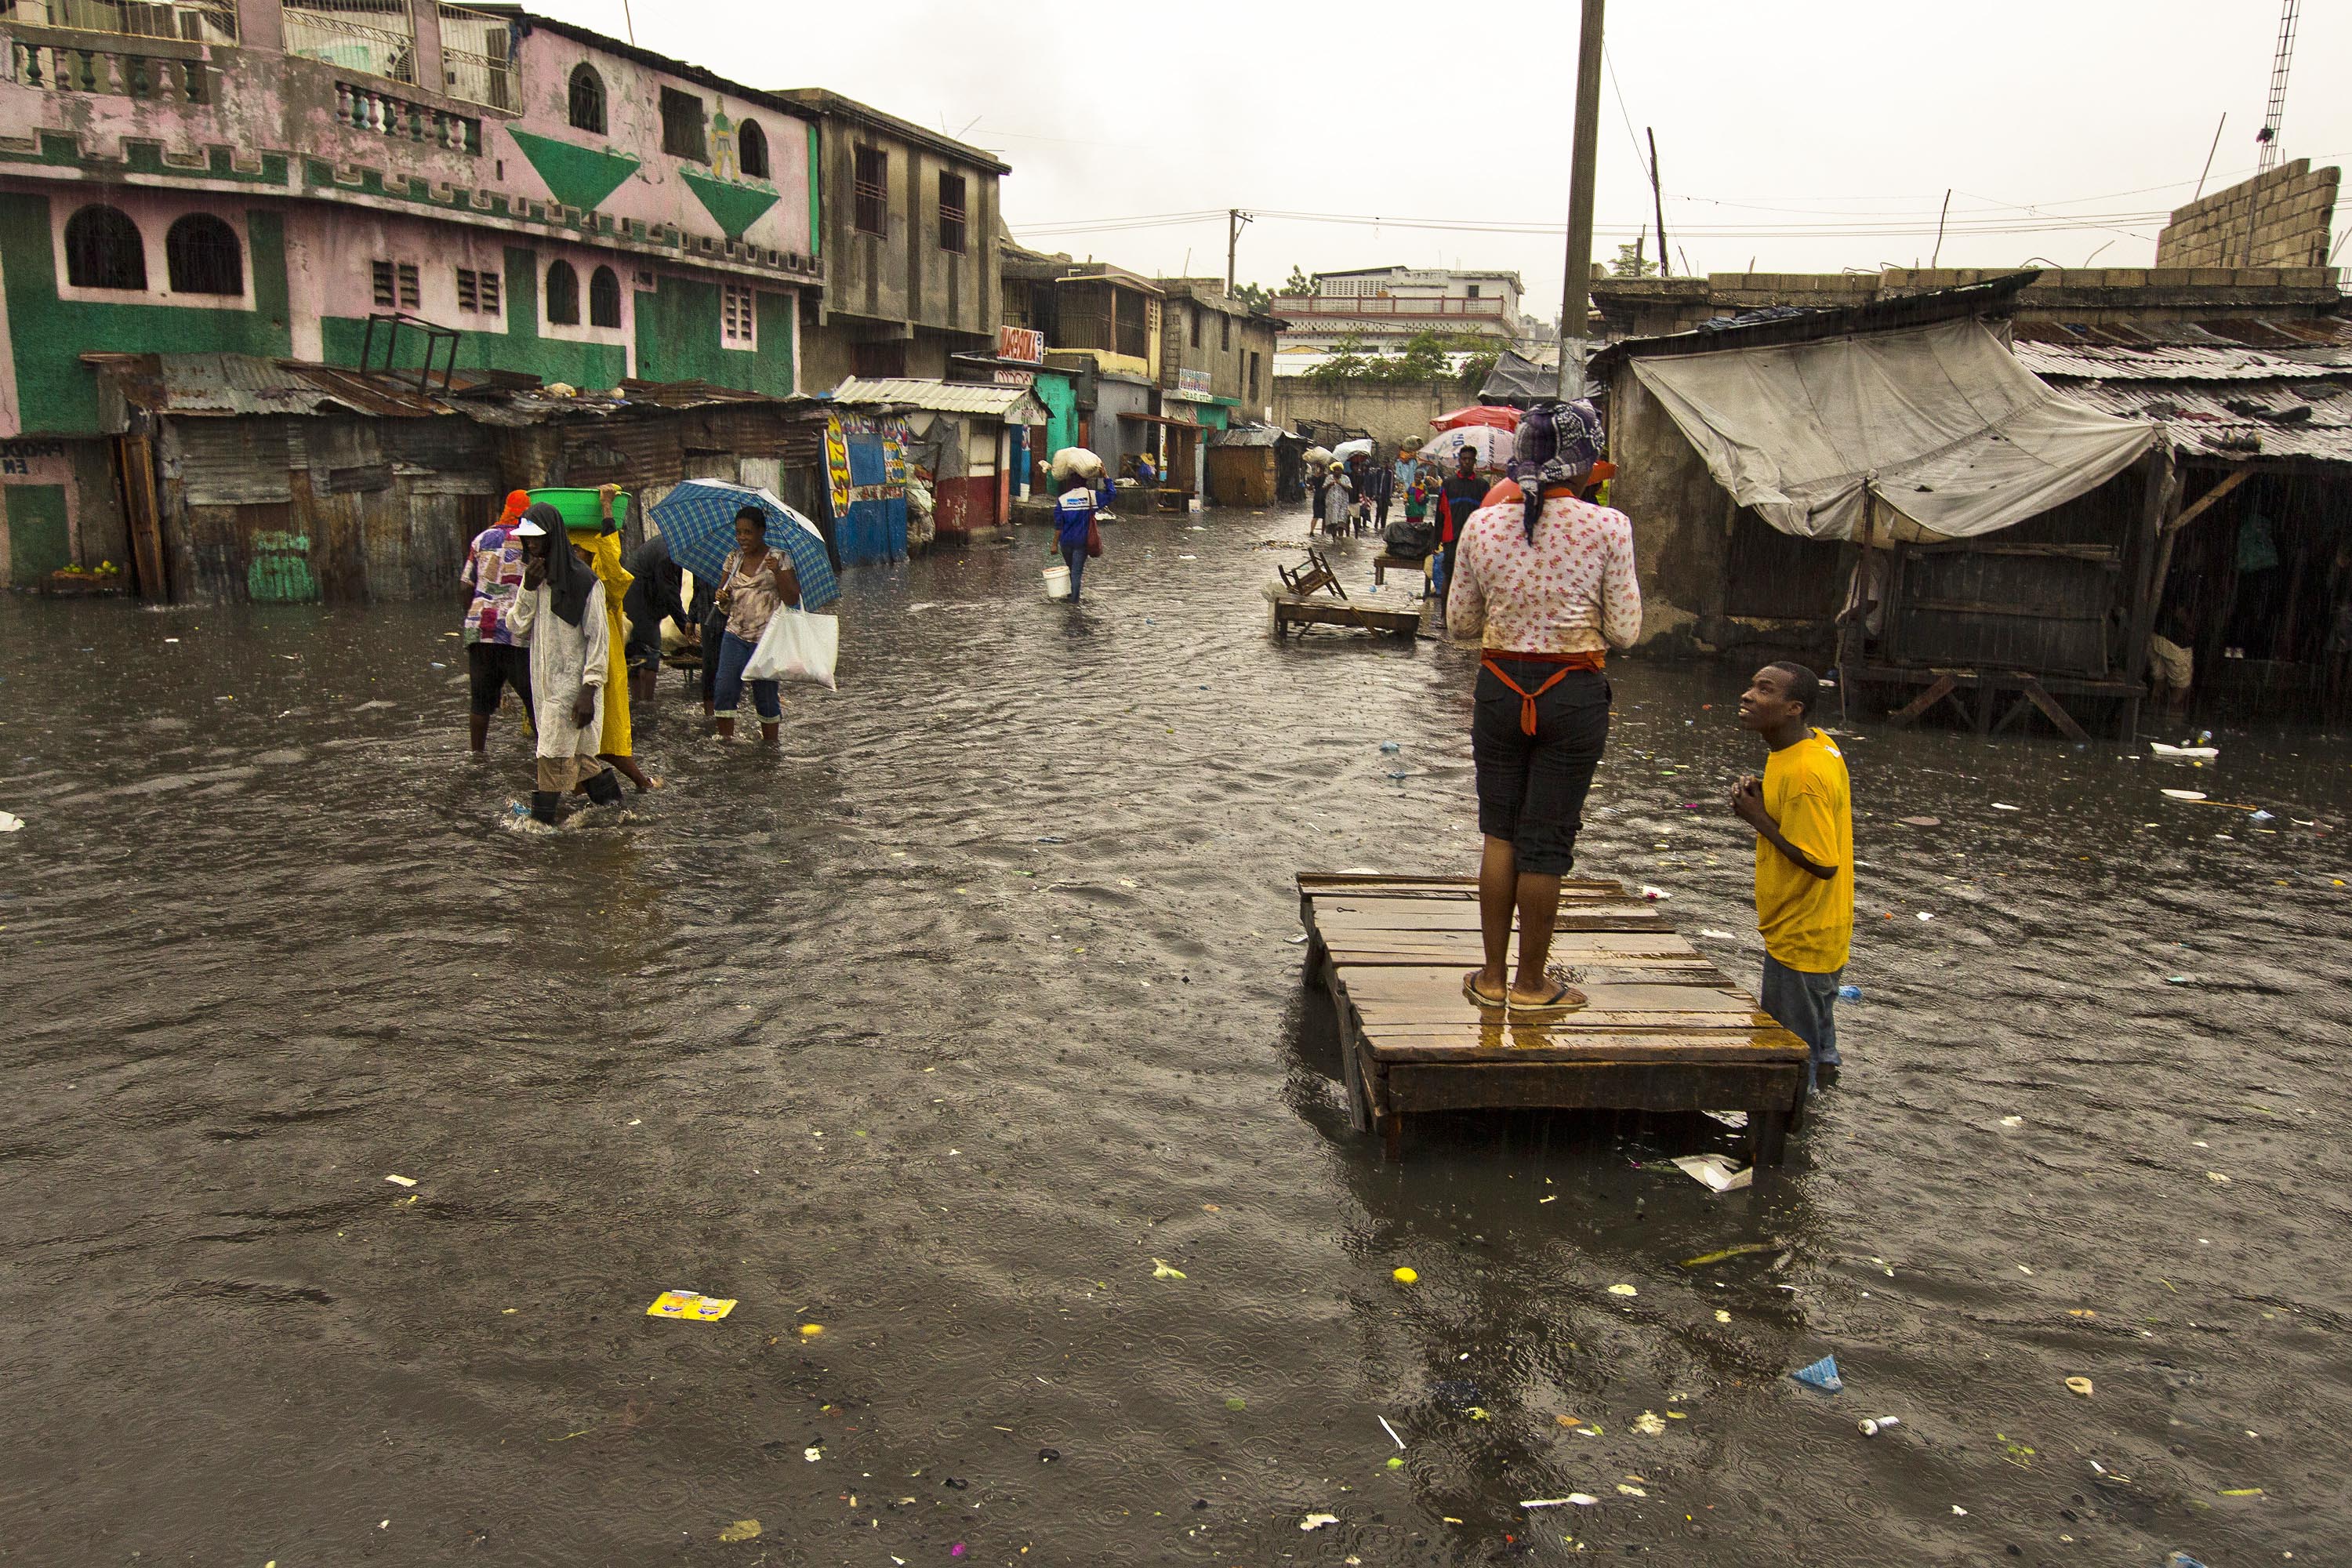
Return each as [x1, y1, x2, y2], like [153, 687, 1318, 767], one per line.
[1508, 982, 1588, 1018]
[1462, 972, 1508, 1010]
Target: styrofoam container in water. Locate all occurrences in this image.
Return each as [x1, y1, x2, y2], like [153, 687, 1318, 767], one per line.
[1042, 564, 1072, 600]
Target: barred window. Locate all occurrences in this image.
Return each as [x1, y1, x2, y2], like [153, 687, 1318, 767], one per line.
[165, 214, 241, 295]
[937, 170, 966, 255]
[568, 64, 605, 134]
[546, 260, 579, 325]
[589, 264, 621, 328]
[853, 144, 885, 236]
[65, 205, 146, 291]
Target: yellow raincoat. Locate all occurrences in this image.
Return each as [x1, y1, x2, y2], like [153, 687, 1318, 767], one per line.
[567, 525, 635, 758]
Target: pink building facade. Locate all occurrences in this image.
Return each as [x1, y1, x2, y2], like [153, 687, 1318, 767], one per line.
[0, 0, 821, 584]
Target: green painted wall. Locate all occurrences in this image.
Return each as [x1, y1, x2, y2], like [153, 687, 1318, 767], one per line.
[0, 194, 292, 437]
[1033, 372, 1077, 457]
[632, 278, 794, 394]
[318, 244, 627, 389]
[5, 483, 69, 583]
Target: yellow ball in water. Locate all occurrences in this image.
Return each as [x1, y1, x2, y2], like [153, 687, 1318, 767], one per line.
[798, 1323, 825, 1338]
[1392, 1266, 1418, 1285]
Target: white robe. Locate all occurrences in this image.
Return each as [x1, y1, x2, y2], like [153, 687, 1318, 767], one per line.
[508, 579, 608, 761]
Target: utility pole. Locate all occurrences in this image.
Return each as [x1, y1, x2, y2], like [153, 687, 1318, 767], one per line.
[1646, 127, 1668, 277]
[1226, 209, 1253, 295]
[1557, 0, 1606, 396]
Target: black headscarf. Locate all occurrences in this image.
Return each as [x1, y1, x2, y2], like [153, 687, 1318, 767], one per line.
[525, 502, 597, 627]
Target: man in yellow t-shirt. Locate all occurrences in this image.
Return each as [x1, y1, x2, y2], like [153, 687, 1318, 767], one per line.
[1730, 662, 1854, 1090]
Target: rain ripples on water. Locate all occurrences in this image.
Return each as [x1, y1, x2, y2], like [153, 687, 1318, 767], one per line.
[1, 510, 2347, 1563]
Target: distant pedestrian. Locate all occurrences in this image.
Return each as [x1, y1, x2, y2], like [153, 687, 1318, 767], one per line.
[506, 505, 621, 823]
[1054, 477, 1102, 605]
[1435, 446, 1485, 612]
[712, 505, 802, 742]
[566, 486, 658, 793]
[460, 489, 536, 754]
[1446, 398, 1638, 1014]
[1319, 463, 1352, 540]
[1364, 455, 1394, 531]
[1730, 661, 1853, 1091]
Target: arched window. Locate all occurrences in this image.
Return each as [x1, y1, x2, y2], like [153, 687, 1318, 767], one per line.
[567, 64, 605, 134]
[164, 213, 241, 295]
[588, 264, 621, 328]
[738, 118, 768, 180]
[64, 204, 146, 291]
[546, 259, 580, 325]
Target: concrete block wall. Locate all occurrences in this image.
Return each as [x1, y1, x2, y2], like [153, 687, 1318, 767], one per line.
[2155, 161, 2339, 269]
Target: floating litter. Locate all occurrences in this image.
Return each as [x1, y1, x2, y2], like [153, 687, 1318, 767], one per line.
[1859, 1417, 1900, 1436]
[1790, 1355, 1843, 1392]
[0, 810, 22, 833]
[1298, 1512, 1338, 1531]
[1392, 1266, 1418, 1284]
[2161, 789, 2207, 801]
[1607, 1283, 1639, 1296]
[1897, 815, 1940, 827]
[647, 1290, 736, 1321]
[384, 1174, 416, 1188]
[2065, 1377, 2094, 1398]
[1670, 1153, 1752, 1192]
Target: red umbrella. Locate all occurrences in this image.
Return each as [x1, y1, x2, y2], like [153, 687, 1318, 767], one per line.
[1432, 405, 1520, 433]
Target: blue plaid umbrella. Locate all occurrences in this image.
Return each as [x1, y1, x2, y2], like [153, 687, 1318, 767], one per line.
[647, 479, 840, 612]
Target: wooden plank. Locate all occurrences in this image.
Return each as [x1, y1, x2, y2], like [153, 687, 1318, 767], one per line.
[1385, 1061, 1802, 1113]
[1346, 974, 1753, 1011]
[1367, 1034, 1802, 1065]
[2016, 673, 2092, 744]
[1312, 908, 1666, 935]
[1887, 670, 1959, 727]
[2164, 463, 2252, 535]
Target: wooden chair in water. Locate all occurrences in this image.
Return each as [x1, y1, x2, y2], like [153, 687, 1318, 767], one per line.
[1278, 549, 1347, 601]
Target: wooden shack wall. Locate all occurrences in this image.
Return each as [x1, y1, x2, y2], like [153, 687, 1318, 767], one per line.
[1207, 445, 1275, 507]
[156, 405, 831, 603]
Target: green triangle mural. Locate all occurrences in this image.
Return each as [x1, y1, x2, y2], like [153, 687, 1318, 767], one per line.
[508, 129, 641, 212]
[681, 167, 780, 239]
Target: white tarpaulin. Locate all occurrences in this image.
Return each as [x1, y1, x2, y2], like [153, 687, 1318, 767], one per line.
[1628, 318, 2153, 543]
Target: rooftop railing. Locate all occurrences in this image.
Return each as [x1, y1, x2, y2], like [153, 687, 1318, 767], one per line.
[434, 2, 510, 111]
[0, 0, 236, 43]
[283, 0, 413, 85]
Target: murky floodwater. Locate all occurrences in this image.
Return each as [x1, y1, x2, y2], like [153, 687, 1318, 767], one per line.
[3, 509, 2349, 1567]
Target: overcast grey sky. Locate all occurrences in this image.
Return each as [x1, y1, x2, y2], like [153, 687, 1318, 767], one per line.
[543, 0, 2347, 317]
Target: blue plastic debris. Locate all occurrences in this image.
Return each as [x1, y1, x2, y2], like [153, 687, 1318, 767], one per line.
[1790, 1355, 1843, 1393]
[2165, 1555, 2210, 1568]
[2249, 810, 2274, 822]
[1837, 985, 1862, 1001]
[1379, 741, 1401, 754]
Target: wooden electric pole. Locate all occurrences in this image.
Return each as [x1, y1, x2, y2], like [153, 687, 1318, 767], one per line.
[1558, 0, 1606, 396]
[1226, 209, 1252, 295]
[1647, 126, 1668, 277]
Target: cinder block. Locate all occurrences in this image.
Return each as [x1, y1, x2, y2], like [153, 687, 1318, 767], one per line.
[2188, 267, 2236, 286]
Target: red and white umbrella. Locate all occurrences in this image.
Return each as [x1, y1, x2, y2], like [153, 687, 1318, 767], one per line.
[1432, 405, 1520, 433]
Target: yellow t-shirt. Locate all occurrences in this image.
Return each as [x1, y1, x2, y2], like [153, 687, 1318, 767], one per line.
[1754, 728, 1853, 973]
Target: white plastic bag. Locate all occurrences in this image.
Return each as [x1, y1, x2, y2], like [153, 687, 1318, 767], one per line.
[742, 608, 838, 689]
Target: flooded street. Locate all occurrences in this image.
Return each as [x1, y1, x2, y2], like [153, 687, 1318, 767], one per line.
[4, 507, 2350, 1567]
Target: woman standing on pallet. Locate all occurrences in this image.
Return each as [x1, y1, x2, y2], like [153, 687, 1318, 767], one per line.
[1445, 397, 1640, 1014]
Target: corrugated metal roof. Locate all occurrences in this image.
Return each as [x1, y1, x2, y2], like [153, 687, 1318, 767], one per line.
[2012, 318, 2352, 379]
[827, 377, 1047, 420]
[2053, 378, 2352, 463]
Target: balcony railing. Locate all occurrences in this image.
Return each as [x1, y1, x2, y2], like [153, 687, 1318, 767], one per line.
[434, 2, 510, 111]
[283, 0, 413, 85]
[1269, 295, 1510, 319]
[5, 31, 218, 101]
[0, 0, 235, 42]
[336, 77, 479, 152]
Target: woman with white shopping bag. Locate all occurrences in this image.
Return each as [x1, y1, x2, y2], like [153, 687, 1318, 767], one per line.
[710, 504, 799, 742]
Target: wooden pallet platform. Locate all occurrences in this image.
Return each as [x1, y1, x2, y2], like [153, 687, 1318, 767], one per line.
[1298, 871, 1809, 1165]
[1272, 593, 1421, 638]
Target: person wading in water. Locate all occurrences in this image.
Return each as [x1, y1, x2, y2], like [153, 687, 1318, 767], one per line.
[1445, 398, 1639, 1014]
[506, 505, 622, 824]
[711, 504, 800, 742]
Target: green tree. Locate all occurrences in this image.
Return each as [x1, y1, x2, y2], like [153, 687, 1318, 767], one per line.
[1611, 239, 1658, 278]
[1230, 280, 1271, 310]
[1308, 328, 1372, 385]
[1283, 264, 1312, 295]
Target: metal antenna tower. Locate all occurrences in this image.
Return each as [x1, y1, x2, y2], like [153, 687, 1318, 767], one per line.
[2256, 0, 2299, 172]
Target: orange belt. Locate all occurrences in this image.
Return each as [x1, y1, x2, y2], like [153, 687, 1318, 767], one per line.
[1482, 650, 1605, 735]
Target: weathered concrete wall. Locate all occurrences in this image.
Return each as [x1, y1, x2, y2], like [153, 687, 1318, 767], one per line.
[1272, 379, 1470, 448]
[1606, 367, 1724, 650]
[806, 114, 997, 349]
[2157, 162, 2338, 269]
[1594, 263, 2345, 339]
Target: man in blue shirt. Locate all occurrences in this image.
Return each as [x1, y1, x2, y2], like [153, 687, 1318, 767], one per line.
[1054, 477, 1103, 604]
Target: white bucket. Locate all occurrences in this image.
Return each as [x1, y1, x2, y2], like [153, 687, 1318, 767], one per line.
[1042, 564, 1072, 600]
